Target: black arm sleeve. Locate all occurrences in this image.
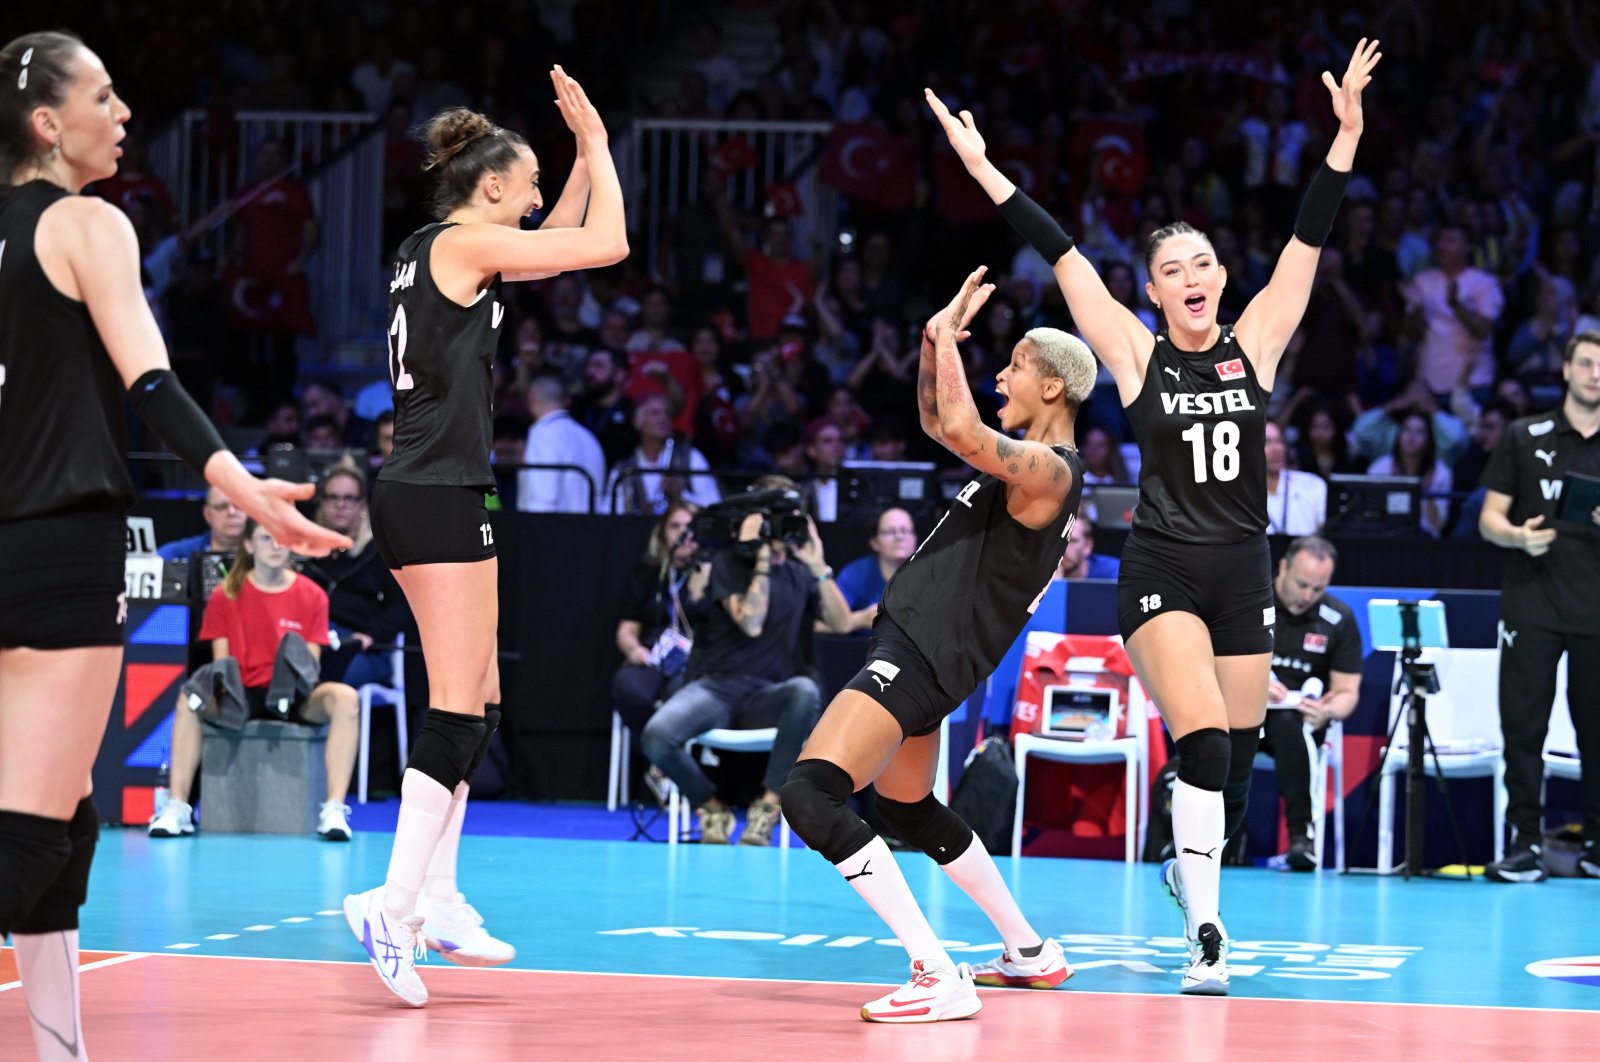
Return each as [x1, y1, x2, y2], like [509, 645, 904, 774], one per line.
[996, 188, 1075, 266]
[1292, 162, 1352, 248]
[128, 369, 228, 473]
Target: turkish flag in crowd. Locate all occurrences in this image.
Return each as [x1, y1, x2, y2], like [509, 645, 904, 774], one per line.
[818, 122, 914, 210]
[710, 135, 756, 174]
[223, 269, 317, 336]
[1071, 116, 1148, 198]
[764, 182, 803, 219]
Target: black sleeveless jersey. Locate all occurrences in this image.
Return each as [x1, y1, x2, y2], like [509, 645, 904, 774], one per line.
[0, 181, 134, 521]
[881, 445, 1084, 699]
[1125, 325, 1269, 543]
[378, 223, 503, 489]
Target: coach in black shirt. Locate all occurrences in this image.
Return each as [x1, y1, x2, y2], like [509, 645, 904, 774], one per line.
[1259, 536, 1363, 871]
[1478, 332, 1600, 883]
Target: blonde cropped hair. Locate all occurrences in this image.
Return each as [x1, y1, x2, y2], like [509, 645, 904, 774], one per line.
[1023, 328, 1097, 407]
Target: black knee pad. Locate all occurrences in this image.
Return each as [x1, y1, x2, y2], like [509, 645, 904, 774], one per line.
[464, 705, 502, 781]
[17, 798, 99, 935]
[1222, 727, 1260, 841]
[407, 708, 488, 792]
[779, 759, 875, 865]
[0, 810, 73, 937]
[875, 793, 975, 866]
[1174, 727, 1231, 792]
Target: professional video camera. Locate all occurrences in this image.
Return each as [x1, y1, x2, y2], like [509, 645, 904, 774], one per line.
[693, 488, 811, 558]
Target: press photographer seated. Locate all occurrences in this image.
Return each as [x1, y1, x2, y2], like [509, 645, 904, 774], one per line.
[640, 476, 853, 845]
[148, 519, 361, 842]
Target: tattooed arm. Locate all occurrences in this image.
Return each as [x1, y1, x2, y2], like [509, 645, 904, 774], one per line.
[918, 266, 996, 442]
[932, 270, 1075, 504]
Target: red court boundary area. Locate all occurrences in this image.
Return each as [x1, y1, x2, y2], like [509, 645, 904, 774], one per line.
[0, 954, 1594, 1061]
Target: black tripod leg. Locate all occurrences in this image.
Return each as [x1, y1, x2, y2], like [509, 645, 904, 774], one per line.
[1419, 721, 1475, 874]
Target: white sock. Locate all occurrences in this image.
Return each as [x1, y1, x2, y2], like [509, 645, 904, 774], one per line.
[383, 769, 455, 919]
[939, 832, 1042, 955]
[1171, 778, 1224, 938]
[14, 929, 88, 1062]
[835, 836, 952, 970]
[422, 781, 470, 902]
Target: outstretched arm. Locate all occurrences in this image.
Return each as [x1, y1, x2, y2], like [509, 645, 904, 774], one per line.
[925, 89, 1152, 393]
[1235, 38, 1381, 379]
[930, 269, 1075, 505]
[916, 272, 991, 441]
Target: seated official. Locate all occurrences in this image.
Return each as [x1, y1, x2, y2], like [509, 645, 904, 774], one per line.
[149, 519, 361, 842]
[829, 506, 918, 634]
[156, 485, 247, 561]
[640, 477, 854, 846]
[1258, 536, 1362, 870]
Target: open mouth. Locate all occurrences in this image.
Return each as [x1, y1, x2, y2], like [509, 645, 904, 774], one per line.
[1183, 294, 1207, 316]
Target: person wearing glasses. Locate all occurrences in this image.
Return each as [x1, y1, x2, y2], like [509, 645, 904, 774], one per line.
[157, 486, 248, 561]
[831, 507, 919, 633]
[306, 458, 410, 688]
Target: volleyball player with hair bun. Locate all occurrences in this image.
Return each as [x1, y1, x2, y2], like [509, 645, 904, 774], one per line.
[931, 39, 1381, 995]
[0, 31, 348, 1061]
[342, 69, 627, 1007]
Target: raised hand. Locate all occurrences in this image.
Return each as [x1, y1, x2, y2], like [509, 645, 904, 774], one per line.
[924, 88, 989, 171]
[1322, 38, 1382, 134]
[240, 479, 352, 557]
[553, 65, 608, 145]
[934, 265, 996, 343]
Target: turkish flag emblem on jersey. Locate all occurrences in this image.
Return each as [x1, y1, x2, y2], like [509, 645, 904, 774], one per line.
[1215, 358, 1247, 381]
[1303, 633, 1328, 654]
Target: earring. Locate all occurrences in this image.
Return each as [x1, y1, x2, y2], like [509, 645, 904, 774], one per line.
[51, 141, 60, 157]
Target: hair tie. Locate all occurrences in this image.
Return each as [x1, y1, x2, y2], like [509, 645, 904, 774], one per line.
[18, 46, 33, 90]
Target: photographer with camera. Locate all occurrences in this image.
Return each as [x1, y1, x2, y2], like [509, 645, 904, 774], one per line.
[639, 476, 853, 846]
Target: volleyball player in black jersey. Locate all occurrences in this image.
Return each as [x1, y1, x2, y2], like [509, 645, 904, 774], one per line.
[781, 268, 1096, 1023]
[0, 32, 348, 1060]
[342, 72, 627, 1007]
[932, 39, 1381, 995]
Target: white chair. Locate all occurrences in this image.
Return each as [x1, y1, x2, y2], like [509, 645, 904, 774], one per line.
[1543, 655, 1580, 788]
[607, 710, 631, 812]
[1376, 647, 1506, 873]
[354, 634, 409, 805]
[1012, 674, 1150, 864]
[666, 728, 791, 847]
[1253, 718, 1346, 871]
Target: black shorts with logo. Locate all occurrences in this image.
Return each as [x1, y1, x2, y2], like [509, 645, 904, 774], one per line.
[371, 481, 496, 569]
[1116, 529, 1273, 656]
[0, 505, 128, 650]
[843, 614, 964, 739]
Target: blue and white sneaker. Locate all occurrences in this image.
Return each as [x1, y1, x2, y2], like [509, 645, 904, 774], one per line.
[343, 887, 428, 1006]
[415, 891, 516, 967]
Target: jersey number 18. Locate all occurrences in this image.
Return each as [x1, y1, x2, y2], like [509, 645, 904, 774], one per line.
[1179, 421, 1240, 483]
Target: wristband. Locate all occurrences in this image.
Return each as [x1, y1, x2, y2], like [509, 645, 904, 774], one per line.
[815, 566, 834, 584]
[1292, 162, 1351, 248]
[128, 369, 228, 473]
[995, 188, 1074, 265]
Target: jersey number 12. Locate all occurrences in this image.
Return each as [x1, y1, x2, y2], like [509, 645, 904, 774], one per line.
[1179, 421, 1240, 483]
[388, 305, 414, 391]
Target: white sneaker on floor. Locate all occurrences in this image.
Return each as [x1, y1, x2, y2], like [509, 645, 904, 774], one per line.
[969, 938, 1072, 989]
[343, 886, 428, 1006]
[148, 799, 194, 838]
[859, 959, 982, 1023]
[317, 802, 352, 841]
[1180, 922, 1229, 996]
[415, 891, 516, 967]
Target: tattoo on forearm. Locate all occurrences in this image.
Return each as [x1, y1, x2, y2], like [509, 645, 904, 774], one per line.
[956, 441, 985, 458]
[1049, 459, 1067, 484]
[1007, 463, 1020, 475]
[1027, 453, 1039, 473]
[739, 578, 770, 635]
[995, 436, 1019, 460]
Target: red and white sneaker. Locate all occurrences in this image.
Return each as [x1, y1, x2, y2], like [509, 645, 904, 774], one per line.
[969, 938, 1073, 989]
[859, 959, 982, 1023]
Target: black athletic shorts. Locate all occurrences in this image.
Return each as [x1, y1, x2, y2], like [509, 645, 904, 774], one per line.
[0, 506, 128, 650]
[371, 480, 496, 569]
[843, 614, 964, 739]
[1116, 529, 1273, 656]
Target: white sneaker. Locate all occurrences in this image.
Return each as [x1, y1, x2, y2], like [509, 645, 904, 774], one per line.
[415, 892, 516, 967]
[969, 938, 1073, 989]
[343, 886, 428, 1006]
[1180, 922, 1229, 996]
[148, 799, 195, 838]
[317, 802, 353, 841]
[859, 959, 982, 1023]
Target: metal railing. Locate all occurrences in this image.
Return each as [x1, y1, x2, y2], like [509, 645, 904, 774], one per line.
[622, 118, 839, 285]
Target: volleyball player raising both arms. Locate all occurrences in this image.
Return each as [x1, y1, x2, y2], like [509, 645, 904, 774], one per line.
[342, 70, 626, 1007]
[0, 32, 348, 1061]
[782, 267, 1096, 1022]
[930, 39, 1380, 994]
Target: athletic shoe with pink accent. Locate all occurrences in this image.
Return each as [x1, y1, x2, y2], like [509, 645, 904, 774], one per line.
[968, 938, 1073, 989]
[343, 886, 428, 1007]
[859, 959, 982, 1023]
[415, 891, 516, 967]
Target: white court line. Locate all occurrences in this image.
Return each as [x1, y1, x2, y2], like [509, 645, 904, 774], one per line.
[0, 952, 148, 992]
[280, 917, 312, 924]
[241, 925, 275, 932]
[116, 951, 1600, 1017]
[206, 934, 238, 941]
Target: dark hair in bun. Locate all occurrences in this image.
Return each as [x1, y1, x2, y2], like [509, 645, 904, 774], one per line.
[420, 106, 529, 219]
[0, 31, 84, 183]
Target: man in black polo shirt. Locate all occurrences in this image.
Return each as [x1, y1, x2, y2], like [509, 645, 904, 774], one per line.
[1479, 332, 1600, 883]
[1260, 536, 1363, 871]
